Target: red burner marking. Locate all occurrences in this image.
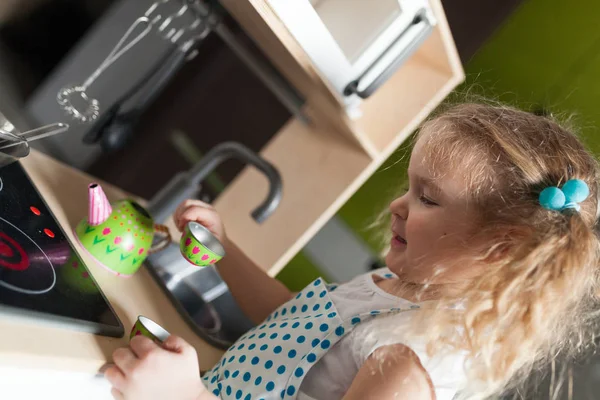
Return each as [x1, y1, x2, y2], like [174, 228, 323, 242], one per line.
[43, 228, 55, 238]
[0, 232, 29, 271]
[30, 206, 41, 216]
[0, 242, 14, 258]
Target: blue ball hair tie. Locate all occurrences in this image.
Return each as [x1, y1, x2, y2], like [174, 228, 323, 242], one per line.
[539, 179, 590, 212]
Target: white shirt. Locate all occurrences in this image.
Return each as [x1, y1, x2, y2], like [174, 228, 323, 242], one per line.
[298, 268, 466, 400]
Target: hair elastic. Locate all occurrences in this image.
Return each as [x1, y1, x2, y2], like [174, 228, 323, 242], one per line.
[539, 179, 590, 212]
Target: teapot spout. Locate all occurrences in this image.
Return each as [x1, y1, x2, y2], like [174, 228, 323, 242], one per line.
[88, 183, 112, 226]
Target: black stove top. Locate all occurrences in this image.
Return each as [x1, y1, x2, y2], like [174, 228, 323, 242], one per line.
[0, 161, 123, 337]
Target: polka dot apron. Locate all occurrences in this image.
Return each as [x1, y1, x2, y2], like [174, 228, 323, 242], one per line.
[202, 277, 418, 399]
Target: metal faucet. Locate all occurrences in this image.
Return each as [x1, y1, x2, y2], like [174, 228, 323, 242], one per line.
[148, 141, 282, 223]
[144, 142, 281, 348]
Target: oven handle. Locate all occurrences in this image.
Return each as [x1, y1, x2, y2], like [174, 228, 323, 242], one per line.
[344, 11, 433, 99]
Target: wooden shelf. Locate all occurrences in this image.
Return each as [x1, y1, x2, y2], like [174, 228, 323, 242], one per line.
[212, 119, 372, 275]
[353, 26, 465, 157]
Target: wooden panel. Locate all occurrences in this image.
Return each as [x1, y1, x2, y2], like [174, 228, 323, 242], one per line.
[356, 57, 455, 154]
[212, 119, 372, 276]
[415, 0, 464, 80]
[354, 26, 464, 154]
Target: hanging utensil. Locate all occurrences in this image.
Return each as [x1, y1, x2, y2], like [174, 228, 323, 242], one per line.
[82, 46, 180, 145]
[57, 17, 153, 123]
[0, 123, 70, 153]
[57, 0, 207, 124]
[149, 1, 204, 44]
[145, 0, 173, 25]
[91, 40, 198, 153]
[0, 129, 30, 160]
[158, 3, 190, 40]
[170, 4, 209, 45]
[0, 112, 68, 166]
[0, 111, 28, 163]
[8, 123, 69, 143]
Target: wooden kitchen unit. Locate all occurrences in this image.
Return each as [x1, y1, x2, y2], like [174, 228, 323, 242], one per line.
[0, 0, 462, 376]
[212, 0, 463, 276]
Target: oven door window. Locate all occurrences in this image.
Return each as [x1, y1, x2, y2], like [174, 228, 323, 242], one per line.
[310, 0, 403, 64]
[269, 0, 434, 100]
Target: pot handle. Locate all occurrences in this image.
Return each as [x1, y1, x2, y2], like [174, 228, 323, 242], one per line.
[148, 224, 172, 254]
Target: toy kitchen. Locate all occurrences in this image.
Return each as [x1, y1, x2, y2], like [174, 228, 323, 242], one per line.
[0, 0, 462, 398]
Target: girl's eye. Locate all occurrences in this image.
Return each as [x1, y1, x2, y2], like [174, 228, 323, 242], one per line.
[419, 195, 438, 206]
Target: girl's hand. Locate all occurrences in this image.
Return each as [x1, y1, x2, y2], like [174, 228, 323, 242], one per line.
[173, 200, 227, 244]
[105, 335, 211, 400]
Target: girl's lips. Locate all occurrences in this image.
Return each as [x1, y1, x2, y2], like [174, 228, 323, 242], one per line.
[391, 235, 407, 248]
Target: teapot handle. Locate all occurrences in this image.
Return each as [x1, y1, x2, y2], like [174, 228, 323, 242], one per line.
[148, 224, 172, 254]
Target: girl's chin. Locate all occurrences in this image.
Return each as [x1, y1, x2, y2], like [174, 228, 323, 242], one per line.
[384, 251, 403, 268]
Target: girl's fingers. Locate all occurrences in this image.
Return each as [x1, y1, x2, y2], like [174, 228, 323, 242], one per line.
[113, 347, 139, 375]
[173, 200, 212, 231]
[178, 208, 219, 234]
[104, 366, 127, 391]
[129, 335, 161, 359]
[110, 388, 125, 400]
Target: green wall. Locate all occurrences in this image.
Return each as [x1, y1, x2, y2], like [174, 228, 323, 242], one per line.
[465, 0, 600, 154]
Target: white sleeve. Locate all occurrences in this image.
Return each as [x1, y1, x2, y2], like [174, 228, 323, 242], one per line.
[350, 313, 466, 399]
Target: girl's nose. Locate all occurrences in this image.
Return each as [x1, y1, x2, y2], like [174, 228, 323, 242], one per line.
[389, 194, 408, 220]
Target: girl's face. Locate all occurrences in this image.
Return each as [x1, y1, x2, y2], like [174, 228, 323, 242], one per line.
[385, 135, 483, 284]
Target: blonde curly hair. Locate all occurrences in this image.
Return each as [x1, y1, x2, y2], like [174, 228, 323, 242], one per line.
[389, 103, 600, 398]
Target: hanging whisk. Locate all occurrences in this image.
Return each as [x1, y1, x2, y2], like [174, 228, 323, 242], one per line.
[57, 0, 206, 123]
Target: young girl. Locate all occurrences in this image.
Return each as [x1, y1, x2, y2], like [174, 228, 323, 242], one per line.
[105, 103, 600, 400]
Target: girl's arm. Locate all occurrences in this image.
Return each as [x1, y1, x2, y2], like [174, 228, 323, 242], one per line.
[174, 200, 292, 324]
[217, 239, 293, 324]
[342, 344, 435, 400]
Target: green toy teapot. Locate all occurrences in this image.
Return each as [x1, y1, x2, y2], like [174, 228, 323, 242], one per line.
[74, 183, 171, 277]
